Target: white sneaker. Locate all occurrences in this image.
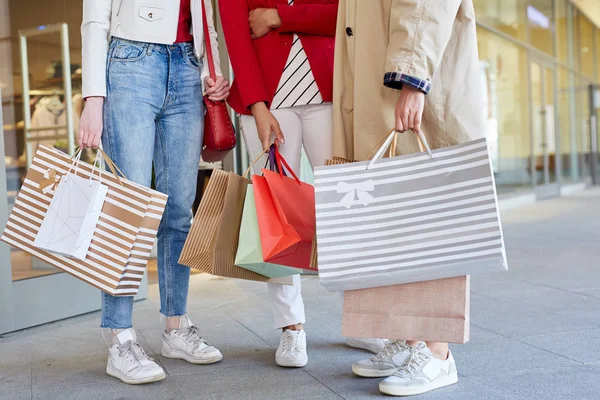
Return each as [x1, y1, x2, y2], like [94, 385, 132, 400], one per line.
[106, 328, 166, 385]
[379, 342, 458, 397]
[275, 329, 308, 368]
[352, 340, 411, 378]
[346, 337, 388, 354]
[161, 315, 223, 365]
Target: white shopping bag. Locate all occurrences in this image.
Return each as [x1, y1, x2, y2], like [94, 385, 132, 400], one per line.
[314, 130, 507, 292]
[34, 151, 108, 260]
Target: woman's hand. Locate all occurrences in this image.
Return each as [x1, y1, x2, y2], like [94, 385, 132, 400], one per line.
[78, 97, 104, 149]
[204, 75, 230, 101]
[395, 86, 425, 133]
[250, 102, 284, 150]
[249, 8, 281, 39]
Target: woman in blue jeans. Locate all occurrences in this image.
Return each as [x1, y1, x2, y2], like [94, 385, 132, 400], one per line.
[79, 0, 229, 385]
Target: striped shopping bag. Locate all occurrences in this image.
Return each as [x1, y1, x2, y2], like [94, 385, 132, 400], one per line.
[313, 130, 507, 292]
[1, 146, 167, 296]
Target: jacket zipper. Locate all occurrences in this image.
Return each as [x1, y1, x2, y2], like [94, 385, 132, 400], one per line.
[116, 0, 124, 16]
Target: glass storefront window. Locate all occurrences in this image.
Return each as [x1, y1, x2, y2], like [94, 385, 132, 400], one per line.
[478, 29, 532, 194]
[577, 78, 594, 181]
[474, 0, 527, 41]
[557, 68, 578, 183]
[556, 0, 574, 65]
[1, 1, 84, 281]
[528, 0, 554, 56]
[578, 15, 596, 78]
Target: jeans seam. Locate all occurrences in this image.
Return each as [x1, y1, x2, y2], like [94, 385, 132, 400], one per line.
[156, 120, 173, 317]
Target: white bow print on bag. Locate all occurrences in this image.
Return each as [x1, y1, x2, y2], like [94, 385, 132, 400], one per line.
[336, 180, 375, 209]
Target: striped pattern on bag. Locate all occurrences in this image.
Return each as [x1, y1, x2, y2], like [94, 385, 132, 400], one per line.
[313, 138, 507, 292]
[1, 146, 167, 296]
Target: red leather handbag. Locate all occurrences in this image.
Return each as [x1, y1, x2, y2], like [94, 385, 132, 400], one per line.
[200, 0, 236, 162]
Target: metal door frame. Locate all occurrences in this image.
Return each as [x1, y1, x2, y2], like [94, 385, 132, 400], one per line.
[528, 55, 561, 199]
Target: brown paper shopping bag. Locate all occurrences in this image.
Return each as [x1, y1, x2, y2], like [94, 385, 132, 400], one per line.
[343, 276, 470, 344]
[1, 146, 166, 296]
[179, 169, 292, 285]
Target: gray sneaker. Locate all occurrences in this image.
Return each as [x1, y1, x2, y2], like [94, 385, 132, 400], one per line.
[352, 340, 411, 377]
[379, 342, 458, 397]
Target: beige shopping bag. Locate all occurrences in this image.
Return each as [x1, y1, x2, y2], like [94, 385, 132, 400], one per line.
[179, 169, 292, 285]
[343, 276, 470, 344]
[1, 146, 166, 296]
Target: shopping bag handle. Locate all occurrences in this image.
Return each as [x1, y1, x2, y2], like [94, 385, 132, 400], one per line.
[366, 129, 433, 170]
[96, 148, 127, 185]
[243, 146, 272, 179]
[273, 146, 301, 185]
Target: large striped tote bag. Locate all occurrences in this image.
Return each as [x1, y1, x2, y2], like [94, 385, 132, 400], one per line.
[1, 146, 167, 296]
[313, 130, 508, 292]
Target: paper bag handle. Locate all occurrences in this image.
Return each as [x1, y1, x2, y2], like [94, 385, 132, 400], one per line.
[243, 146, 272, 179]
[366, 129, 433, 170]
[273, 146, 301, 185]
[96, 148, 127, 185]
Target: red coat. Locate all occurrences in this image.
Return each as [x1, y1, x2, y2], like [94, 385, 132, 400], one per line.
[219, 0, 338, 115]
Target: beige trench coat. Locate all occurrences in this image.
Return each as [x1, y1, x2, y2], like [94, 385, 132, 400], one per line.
[333, 0, 486, 160]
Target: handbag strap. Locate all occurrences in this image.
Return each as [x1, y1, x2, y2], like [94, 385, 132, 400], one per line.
[201, 0, 216, 81]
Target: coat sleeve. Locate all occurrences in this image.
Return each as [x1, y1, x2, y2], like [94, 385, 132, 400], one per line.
[218, 0, 270, 110]
[81, 0, 112, 98]
[385, 0, 462, 84]
[276, 2, 338, 36]
[201, 0, 223, 84]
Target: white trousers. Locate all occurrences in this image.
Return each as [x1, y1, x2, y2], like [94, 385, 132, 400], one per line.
[240, 104, 333, 329]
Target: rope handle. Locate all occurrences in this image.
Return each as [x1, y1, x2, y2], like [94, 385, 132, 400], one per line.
[366, 129, 433, 170]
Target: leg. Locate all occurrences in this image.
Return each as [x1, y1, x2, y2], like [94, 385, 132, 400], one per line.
[155, 43, 223, 366]
[100, 40, 162, 330]
[298, 104, 333, 168]
[240, 109, 308, 367]
[101, 38, 166, 385]
[241, 109, 307, 329]
[153, 46, 203, 325]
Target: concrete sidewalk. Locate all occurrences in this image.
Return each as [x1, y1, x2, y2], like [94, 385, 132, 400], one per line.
[2, 190, 600, 400]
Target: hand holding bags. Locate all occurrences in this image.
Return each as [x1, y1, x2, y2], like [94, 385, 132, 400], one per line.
[1, 146, 167, 296]
[314, 130, 508, 292]
[253, 146, 316, 270]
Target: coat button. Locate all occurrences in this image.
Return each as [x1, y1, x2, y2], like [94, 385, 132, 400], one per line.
[346, 27, 353, 36]
[148, 12, 153, 18]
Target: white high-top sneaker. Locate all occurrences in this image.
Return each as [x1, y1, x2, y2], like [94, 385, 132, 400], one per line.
[275, 329, 308, 368]
[379, 342, 458, 396]
[161, 315, 223, 365]
[106, 328, 166, 385]
[352, 340, 411, 377]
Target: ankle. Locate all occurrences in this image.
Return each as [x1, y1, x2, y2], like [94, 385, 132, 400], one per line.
[166, 316, 181, 332]
[283, 323, 303, 332]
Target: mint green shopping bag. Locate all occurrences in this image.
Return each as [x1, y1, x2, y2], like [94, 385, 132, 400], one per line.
[235, 186, 301, 278]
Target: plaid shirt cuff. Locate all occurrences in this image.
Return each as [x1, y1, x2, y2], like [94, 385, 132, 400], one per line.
[384, 72, 431, 94]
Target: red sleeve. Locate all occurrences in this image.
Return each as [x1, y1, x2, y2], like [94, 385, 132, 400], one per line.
[276, 3, 338, 36]
[219, 0, 270, 111]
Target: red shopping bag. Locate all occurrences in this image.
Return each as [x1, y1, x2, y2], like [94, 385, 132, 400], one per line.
[253, 147, 315, 270]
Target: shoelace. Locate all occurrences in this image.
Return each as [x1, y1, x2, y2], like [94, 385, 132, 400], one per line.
[371, 340, 407, 362]
[394, 346, 430, 377]
[118, 341, 154, 365]
[180, 325, 208, 349]
[281, 331, 300, 352]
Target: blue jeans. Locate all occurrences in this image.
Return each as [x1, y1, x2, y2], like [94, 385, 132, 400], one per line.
[100, 38, 204, 328]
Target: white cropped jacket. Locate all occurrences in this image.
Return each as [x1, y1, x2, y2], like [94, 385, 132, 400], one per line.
[81, 0, 222, 98]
